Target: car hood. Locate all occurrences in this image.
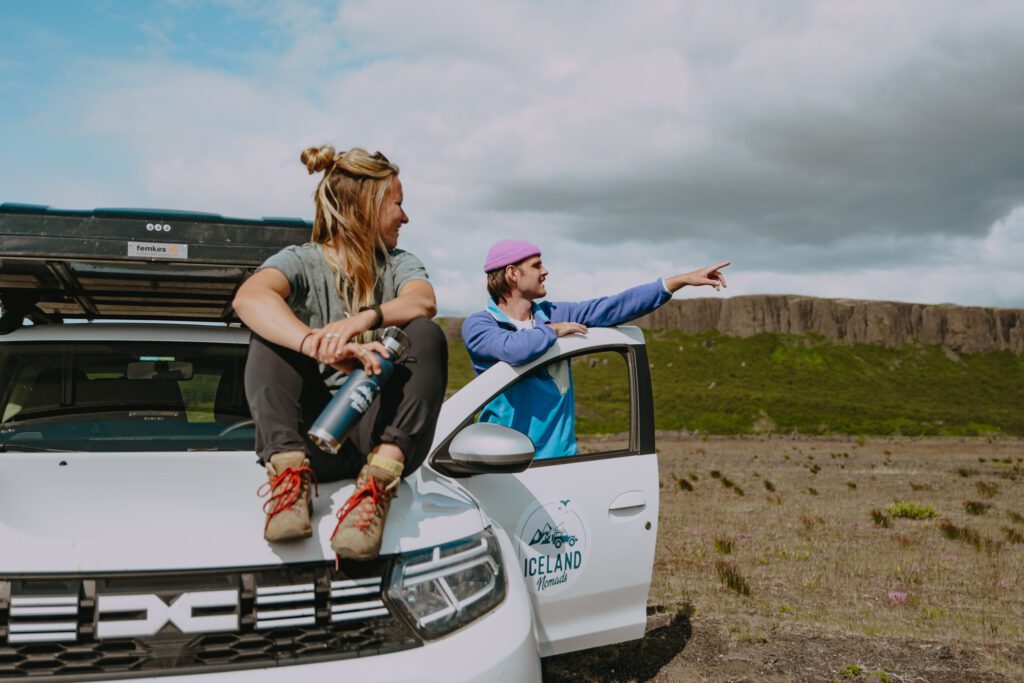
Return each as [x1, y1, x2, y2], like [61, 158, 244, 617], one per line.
[0, 451, 485, 573]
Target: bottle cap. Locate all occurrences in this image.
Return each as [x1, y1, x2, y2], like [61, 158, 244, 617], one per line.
[381, 326, 409, 357]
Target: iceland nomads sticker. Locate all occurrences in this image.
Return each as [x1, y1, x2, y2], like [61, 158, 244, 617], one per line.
[516, 500, 590, 596]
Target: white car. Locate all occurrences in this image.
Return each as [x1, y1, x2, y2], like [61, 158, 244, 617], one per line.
[0, 204, 660, 682]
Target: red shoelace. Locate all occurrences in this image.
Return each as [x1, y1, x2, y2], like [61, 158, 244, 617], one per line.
[331, 475, 387, 539]
[257, 466, 318, 530]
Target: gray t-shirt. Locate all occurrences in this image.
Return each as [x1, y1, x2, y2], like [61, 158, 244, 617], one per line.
[258, 243, 429, 329]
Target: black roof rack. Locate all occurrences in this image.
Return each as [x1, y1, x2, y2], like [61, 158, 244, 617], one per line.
[0, 203, 312, 331]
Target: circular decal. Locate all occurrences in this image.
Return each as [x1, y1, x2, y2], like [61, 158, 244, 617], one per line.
[515, 499, 589, 596]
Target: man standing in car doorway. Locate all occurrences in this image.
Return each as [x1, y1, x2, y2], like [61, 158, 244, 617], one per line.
[461, 239, 730, 459]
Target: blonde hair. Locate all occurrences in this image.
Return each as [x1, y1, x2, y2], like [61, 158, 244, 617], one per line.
[300, 145, 400, 324]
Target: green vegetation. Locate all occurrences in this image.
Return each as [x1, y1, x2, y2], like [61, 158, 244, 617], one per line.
[886, 502, 937, 520]
[713, 537, 734, 555]
[442, 325, 1024, 436]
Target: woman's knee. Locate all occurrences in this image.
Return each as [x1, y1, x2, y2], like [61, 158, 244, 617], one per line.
[401, 318, 447, 362]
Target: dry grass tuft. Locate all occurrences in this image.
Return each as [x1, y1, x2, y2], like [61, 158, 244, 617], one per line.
[676, 477, 694, 492]
[1007, 510, 1024, 525]
[938, 519, 1003, 554]
[870, 508, 891, 528]
[715, 559, 751, 596]
[894, 533, 917, 548]
[763, 479, 776, 492]
[909, 481, 932, 491]
[713, 537, 734, 555]
[957, 467, 977, 478]
[807, 487, 819, 496]
[974, 480, 999, 498]
[847, 482, 857, 490]
[1003, 527, 1024, 544]
[963, 500, 991, 516]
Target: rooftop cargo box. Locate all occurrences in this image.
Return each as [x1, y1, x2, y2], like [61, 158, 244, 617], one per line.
[0, 203, 311, 330]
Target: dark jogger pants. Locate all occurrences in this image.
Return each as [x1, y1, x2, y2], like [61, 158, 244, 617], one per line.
[244, 318, 448, 482]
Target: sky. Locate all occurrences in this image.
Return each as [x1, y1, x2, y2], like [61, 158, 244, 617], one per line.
[2, 0, 1024, 315]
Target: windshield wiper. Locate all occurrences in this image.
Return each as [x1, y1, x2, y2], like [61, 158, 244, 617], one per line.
[0, 443, 75, 453]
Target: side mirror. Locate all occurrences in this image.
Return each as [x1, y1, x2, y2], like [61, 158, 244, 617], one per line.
[441, 422, 535, 475]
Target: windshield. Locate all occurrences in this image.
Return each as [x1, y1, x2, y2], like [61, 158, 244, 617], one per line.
[0, 340, 253, 452]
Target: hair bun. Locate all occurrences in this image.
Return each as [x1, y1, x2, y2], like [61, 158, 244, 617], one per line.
[301, 145, 338, 174]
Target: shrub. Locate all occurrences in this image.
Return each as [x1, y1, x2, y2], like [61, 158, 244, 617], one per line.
[676, 477, 694, 492]
[886, 502, 936, 520]
[839, 663, 863, 678]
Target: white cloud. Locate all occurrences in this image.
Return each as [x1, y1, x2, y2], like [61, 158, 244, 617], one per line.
[8, 0, 1024, 315]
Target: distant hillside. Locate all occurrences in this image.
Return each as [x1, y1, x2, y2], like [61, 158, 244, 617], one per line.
[441, 295, 1024, 354]
[631, 295, 1024, 355]
[438, 296, 1024, 436]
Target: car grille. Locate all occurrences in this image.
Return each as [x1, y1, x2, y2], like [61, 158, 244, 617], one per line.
[0, 561, 419, 680]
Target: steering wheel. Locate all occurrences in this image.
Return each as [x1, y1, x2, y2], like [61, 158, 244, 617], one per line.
[218, 419, 255, 437]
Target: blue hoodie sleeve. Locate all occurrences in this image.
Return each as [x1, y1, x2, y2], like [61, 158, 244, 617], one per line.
[462, 312, 558, 367]
[547, 279, 672, 326]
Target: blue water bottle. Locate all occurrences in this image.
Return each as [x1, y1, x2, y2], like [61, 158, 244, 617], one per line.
[307, 327, 409, 454]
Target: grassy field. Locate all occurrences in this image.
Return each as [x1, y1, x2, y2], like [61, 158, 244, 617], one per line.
[544, 435, 1024, 682]
[445, 328, 1024, 437]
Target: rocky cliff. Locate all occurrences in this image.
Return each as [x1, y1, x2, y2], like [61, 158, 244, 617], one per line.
[441, 295, 1024, 355]
[632, 295, 1024, 355]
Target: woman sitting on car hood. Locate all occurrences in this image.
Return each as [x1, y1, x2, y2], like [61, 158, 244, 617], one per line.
[233, 146, 447, 561]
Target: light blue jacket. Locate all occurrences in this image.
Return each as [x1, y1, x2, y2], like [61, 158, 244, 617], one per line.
[461, 280, 670, 459]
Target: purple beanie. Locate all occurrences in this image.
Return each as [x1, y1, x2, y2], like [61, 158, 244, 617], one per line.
[484, 239, 541, 273]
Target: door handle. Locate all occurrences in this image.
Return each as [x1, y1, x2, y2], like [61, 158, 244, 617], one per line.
[609, 491, 646, 519]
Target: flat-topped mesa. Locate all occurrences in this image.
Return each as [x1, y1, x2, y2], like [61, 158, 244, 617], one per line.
[630, 295, 1024, 355]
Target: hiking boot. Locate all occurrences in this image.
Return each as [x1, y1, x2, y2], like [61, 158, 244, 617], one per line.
[258, 451, 317, 542]
[330, 453, 403, 560]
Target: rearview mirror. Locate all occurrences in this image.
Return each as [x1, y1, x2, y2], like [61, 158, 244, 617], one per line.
[443, 422, 535, 475]
[126, 360, 193, 381]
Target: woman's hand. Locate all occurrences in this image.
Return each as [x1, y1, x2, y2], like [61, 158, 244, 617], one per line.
[325, 340, 392, 375]
[302, 311, 376, 362]
[664, 261, 731, 293]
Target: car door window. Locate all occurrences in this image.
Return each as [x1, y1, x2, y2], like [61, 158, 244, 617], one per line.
[470, 348, 634, 463]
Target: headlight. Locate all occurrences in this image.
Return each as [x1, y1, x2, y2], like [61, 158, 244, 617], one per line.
[386, 528, 507, 639]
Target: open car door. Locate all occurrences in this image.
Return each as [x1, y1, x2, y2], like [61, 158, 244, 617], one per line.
[430, 327, 658, 656]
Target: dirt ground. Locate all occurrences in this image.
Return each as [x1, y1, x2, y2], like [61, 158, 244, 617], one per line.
[543, 435, 1024, 682]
